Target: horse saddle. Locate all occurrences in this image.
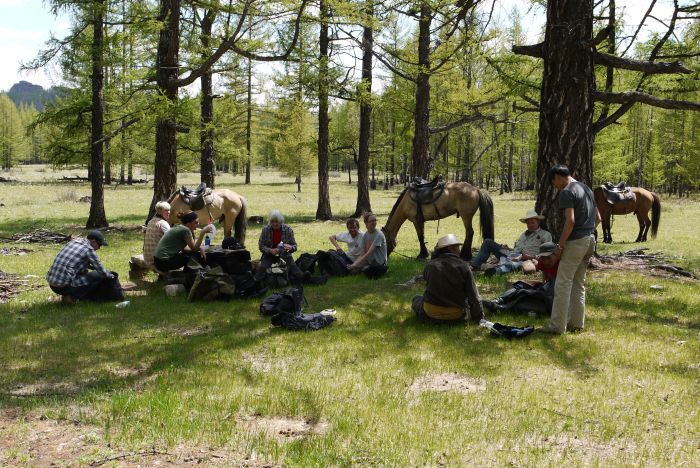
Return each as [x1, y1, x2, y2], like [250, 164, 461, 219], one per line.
[601, 181, 635, 205]
[408, 175, 445, 205]
[178, 183, 213, 211]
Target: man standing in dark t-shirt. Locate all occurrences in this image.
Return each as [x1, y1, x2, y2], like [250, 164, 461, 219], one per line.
[541, 165, 601, 334]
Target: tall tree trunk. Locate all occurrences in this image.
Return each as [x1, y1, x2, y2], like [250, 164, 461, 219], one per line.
[354, 0, 373, 216]
[245, 17, 253, 185]
[200, 10, 216, 189]
[411, 2, 432, 179]
[86, 0, 108, 228]
[148, 0, 180, 222]
[534, 0, 595, 238]
[316, 0, 332, 220]
[507, 102, 515, 192]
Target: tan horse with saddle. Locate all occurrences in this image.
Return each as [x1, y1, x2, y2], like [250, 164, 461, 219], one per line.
[382, 176, 495, 259]
[167, 183, 248, 243]
[593, 182, 661, 244]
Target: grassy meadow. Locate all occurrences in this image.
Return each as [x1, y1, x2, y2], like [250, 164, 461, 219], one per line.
[0, 165, 699, 466]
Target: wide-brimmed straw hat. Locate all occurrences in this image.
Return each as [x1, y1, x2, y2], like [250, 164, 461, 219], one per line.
[435, 234, 461, 250]
[519, 209, 545, 223]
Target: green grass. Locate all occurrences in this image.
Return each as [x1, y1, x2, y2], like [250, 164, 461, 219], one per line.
[1, 167, 699, 465]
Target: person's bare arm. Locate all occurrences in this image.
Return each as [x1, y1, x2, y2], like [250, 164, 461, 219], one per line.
[349, 244, 376, 270]
[558, 208, 575, 250]
[329, 235, 343, 251]
[595, 207, 602, 228]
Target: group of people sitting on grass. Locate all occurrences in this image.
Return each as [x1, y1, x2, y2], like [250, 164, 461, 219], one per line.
[46, 164, 599, 335]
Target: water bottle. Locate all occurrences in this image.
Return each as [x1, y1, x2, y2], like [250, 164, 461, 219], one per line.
[115, 300, 130, 308]
[277, 241, 284, 254]
[204, 221, 215, 248]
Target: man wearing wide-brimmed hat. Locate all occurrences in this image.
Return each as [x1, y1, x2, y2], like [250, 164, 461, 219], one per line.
[470, 209, 552, 275]
[412, 234, 484, 323]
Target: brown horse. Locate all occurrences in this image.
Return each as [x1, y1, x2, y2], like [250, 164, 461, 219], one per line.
[167, 188, 248, 243]
[593, 186, 661, 243]
[382, 182, 495, 259]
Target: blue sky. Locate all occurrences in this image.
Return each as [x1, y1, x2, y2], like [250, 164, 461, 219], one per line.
[0, 0, 69, 91]
[0, 0, 674, 93]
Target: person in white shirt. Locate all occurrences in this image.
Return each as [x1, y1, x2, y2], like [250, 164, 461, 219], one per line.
[329, 218, 364, 262]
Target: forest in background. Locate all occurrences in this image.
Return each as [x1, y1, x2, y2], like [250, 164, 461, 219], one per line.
[0, 0, 698, 228]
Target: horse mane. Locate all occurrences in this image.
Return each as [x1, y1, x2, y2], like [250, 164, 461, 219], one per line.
[166, 190, 179, 203]
[386, 187, 408, 224]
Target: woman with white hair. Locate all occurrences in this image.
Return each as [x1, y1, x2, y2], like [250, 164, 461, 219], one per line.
[255, 210, 306, 284]
[143, 201, 172, 267]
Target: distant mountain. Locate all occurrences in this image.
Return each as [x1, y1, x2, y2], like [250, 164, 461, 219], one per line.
[6, 81, 62, 111]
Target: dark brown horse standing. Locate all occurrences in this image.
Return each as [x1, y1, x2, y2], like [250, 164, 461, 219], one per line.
[381, 182, 495, 259]
[594, 186, 661, 243]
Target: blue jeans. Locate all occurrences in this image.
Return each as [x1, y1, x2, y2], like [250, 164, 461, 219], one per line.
[471, 239, 508, 269]
[49, 271, 104, 300]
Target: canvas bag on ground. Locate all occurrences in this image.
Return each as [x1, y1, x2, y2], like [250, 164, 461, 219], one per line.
[266, 261, 289, 288]
[187, 265, 236, 301]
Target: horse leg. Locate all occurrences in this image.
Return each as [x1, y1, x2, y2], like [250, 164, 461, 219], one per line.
[637, 211, 650, 242]
[603, 212, 612, 243]
[459, 213, 475, 260]
[223, 212, 234, 238]
[413, 220, 429, 259]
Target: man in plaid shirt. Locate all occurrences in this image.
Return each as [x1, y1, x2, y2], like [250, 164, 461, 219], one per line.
[47, 230, 113, 304]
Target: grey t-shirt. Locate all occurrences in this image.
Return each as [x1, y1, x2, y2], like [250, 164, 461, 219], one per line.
[559, 180, 596, 240]
[362, 230, 387, 266]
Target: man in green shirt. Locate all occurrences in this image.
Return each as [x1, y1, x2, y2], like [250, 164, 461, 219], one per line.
[154, 211, 213, 271]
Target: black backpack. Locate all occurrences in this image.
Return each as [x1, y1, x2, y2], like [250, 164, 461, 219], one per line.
[271, 311, 336, 331]
[295, 252, 320, 274]
[317, 250, 350, 277]
[259, 287, 304, 316]
[205, 248, 252, 275]
[233, 272, 268, 298]
[222, 236, 245, 250]
[83, 271, 124, 302]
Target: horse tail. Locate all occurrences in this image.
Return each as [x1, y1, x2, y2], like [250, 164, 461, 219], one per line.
[478, 189, 495, 241]
[651, 191, 661, 238]
[234, 197, 248, 244]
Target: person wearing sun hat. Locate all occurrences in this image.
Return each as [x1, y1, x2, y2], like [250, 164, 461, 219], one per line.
[47, 230, 114, 304]
[411, 234, 484, 323]
[470, 208, 552, 275]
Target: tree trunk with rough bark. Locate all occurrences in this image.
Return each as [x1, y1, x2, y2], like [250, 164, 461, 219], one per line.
[410, 2, 432, 180]
[354, 0, 373, 217]
[148, 0, 180, 222]
[315, 0, 332, 220]
[534, 0, 595, 238]
[86, 0, 108, 229]
[200, 10, 216, 189]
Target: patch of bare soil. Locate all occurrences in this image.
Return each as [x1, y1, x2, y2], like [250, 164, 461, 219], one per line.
[0, 409, 277, 467]
[3, 381, 82, 397]
[408, 372, 486, 396]
[160, 325, 214, 337]
[238, 414, 329, 440]
[531, 434, 635, 461]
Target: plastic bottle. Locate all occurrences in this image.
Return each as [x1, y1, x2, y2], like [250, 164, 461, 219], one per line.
[204, 221, 215, 248]
[115, 300, 130, 308]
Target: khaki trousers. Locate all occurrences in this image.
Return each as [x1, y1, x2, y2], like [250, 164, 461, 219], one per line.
[548, 235, 595, 333]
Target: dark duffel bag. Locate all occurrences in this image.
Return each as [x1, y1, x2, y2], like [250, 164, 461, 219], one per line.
[205, 248, 252, 275]
[83, 271, 124, 302]
[317, 250, 350, 277]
